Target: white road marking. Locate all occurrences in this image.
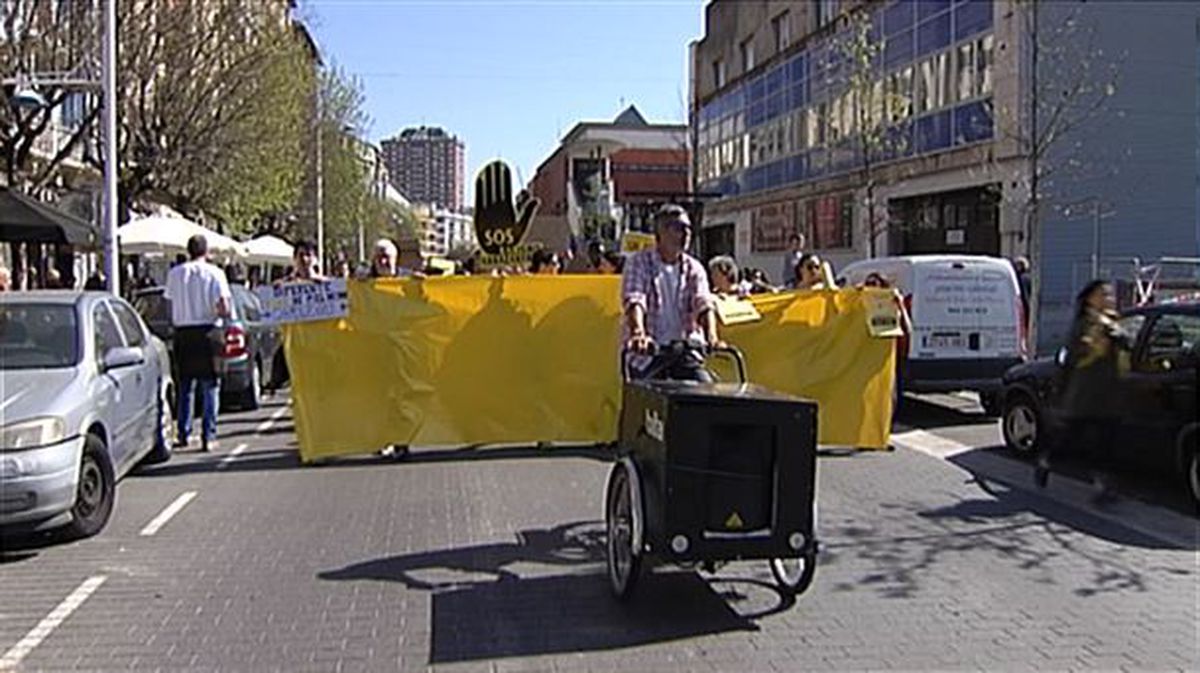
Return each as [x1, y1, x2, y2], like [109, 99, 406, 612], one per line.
[891, 428, 976, 459]
[0, 575, 107, 670]
[255, 405, 289, 434]
[216, 443, 249, 469]
[139, 491, 197, 537]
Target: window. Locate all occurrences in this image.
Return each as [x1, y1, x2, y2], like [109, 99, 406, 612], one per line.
[794, 109, 808, 150]
[1138, 314, 1200, 372]
[1119, 315, 1147, 341]
[741, 38, 756, 72]
[976, 35, 994, 95]
[957, 41, 978, 102]
[713, 58, 727, 88]
[773, 11, 792, 52]
[816, 0, 839, 28]
[916, 52, 951, 114]
[808, 193, 853, 249]
[886, 66, 914, 122]
[110, 302, 147, 348]
[94, 305, 124, 356]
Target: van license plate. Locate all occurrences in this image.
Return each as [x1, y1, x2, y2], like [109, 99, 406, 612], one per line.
[927, 334, 965, 349]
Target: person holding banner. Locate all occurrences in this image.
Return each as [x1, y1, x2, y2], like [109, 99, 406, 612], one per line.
[267, 240, 322, 395]
[622, 205, 723, 382]
[708, 255, 752, 299]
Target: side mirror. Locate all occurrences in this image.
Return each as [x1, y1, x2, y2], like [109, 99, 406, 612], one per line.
[1054, 347, 1069, 367]
[102, 346, 144, 371]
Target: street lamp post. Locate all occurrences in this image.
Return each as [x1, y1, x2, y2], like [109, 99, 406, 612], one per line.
[314, 81, 324, 274]
[101, 0, 118, 293]
[3, 0, 119, 293]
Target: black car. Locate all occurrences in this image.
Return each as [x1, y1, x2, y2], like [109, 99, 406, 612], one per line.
[1000, 303, 1200, 505]
[132, 284, 282, 411]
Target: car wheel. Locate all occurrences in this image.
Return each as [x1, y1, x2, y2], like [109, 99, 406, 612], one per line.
[1002, 394, 1041, 456]
[142, 385, 174, 466]
[65, 434, 115, 539]
[241, 358, 262, 411]
[980, 392, 1003, 417]
[1185, 440, 1199, 512]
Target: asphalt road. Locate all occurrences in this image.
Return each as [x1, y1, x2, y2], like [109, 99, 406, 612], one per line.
[1, 396, 1197, 672]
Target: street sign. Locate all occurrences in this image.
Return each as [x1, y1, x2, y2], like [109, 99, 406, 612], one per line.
[255, 278, 348, 325]
[473, 160, 541, 269]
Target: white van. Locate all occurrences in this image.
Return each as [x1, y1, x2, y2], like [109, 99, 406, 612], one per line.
[840, 255, 1027, 413]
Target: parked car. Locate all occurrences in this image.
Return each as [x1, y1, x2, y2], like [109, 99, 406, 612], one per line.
[133, 283, 281, 410]
[840, 255, 1027, 415]
[0, 291, 173, 538]
[1000, 302, 1200, 505]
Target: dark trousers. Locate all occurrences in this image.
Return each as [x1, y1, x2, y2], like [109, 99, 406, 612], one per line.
[640, 354, 714, 383]
[1040, 416, 1117, 478]
[173, 326, 220, 442]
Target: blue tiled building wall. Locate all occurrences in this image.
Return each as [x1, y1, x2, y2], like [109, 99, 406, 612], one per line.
[1031, 2, 1200, 354]
[697, 0, 994, 199]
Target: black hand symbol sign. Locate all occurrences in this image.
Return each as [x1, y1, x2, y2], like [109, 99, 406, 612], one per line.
[474, 160, 540, 254]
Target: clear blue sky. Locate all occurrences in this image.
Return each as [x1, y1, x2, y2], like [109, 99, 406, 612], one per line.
[302, 0, 703, 201]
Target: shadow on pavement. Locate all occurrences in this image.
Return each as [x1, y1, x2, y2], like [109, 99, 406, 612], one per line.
[319, 520, 765, 662]
[219, 424, 295, 440]
[308, 444, 614, 468]
[0, 526, 80, 557]
[819, 457, 1197, 602]
[895, 394, 995, 431]
[135, 450, 302, 477]
[136, 444, 613, 477]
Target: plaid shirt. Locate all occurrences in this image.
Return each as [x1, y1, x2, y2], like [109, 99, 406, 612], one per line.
[621, 248, 715, 344]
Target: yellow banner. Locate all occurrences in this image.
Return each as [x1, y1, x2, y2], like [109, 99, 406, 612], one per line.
[286, 278, 895, 461]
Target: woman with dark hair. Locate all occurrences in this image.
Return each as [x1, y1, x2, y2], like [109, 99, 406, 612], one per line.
[598, 250, 624, 274]
[791, 253, 825, 290]
[1035, 279, 1132, 501]
[529, 248, 561, 275]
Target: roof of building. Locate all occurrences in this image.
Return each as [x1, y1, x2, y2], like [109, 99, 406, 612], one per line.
[384, 126, 462, 143]
[560, 105, 686, 145]
[612, 105, 649, 127]
[530, 106, 688, 175]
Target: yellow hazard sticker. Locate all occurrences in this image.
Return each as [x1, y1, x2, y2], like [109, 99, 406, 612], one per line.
[725, 511, 744, 529]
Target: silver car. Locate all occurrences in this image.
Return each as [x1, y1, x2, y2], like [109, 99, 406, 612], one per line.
[0, 291, 173, 538]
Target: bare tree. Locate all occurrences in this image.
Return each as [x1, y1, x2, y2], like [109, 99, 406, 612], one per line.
[110, 0, 314, 232]
[0, 0, 102, 189]
[995, 0, 1122, 347]
[835, 9, 891, 258]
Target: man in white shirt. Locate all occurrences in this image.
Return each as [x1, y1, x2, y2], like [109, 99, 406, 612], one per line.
[164, 234, 232, 451]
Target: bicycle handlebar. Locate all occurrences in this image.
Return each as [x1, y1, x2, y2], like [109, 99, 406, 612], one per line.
[621, 339, 747, 384]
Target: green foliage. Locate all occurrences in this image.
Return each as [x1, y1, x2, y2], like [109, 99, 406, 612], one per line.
[115, 0, 316, 229]
[314, 66, 373, 256]
[206, 35, 315, 236]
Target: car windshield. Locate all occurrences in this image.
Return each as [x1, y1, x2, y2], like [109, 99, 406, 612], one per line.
[0, 303, 79, 370]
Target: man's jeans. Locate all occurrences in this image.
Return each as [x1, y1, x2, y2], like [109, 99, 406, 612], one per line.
[178, 377, 220, 442]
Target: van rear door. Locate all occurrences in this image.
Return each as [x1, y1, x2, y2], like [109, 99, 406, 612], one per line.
[911, 259, 1020, 360]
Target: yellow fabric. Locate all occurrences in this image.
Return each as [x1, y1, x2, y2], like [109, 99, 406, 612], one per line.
[286, 277, 895, 461]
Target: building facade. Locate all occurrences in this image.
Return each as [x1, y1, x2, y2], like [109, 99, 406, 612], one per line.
[691, 0, 1200, 352]
[380, 126, 465, 212]
[529, 106, 689, 256]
